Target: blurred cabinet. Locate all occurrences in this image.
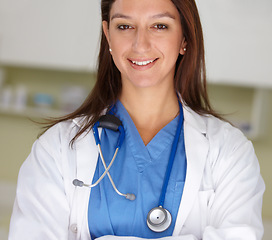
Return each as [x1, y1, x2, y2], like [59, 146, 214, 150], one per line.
[196, 0, 272, 88]
[0, 0, 101, 71]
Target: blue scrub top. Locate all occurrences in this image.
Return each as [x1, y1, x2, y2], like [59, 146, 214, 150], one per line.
[88, 101, 187, 239]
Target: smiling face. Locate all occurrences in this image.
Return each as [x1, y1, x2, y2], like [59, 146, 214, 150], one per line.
[103, 0, 187, 92]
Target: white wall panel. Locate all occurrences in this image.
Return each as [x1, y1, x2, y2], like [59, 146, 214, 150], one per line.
[0, 0, 101, 71]
[197, 0, 272, 87]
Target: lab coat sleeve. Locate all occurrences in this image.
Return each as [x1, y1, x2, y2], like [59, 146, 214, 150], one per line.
[9, 126, 71, 240]
[200, 127, 265, 240]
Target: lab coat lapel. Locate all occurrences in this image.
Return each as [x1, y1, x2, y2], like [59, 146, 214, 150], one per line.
[72, 119, 99, 239]
[73, 118, 99, 184]
[173, 106, 209, 235]
[76, 132, 98, 186]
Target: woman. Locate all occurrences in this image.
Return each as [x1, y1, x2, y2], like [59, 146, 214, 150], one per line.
[9, 0, 265, 239]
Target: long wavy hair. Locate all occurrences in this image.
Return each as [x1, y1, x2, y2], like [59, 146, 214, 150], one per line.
[43, 0, 220, 144]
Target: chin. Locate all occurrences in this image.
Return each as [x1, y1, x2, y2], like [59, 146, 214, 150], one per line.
[130, 79, 160, 89]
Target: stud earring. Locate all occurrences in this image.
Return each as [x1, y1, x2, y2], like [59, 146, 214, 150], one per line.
[184, 48, 187, 52]
[109, 48, 112, 52]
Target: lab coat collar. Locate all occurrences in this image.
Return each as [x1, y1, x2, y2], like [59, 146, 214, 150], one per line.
[182, 104, 207, 135]
[72, 109, 107, 128]
[72, 117, 84, 128]
[173, 105, 209, 235]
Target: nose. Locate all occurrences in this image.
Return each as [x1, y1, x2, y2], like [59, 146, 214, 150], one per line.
[132, 28, 151, 53]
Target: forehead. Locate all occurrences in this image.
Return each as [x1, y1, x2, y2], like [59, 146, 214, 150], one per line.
[110, 0, 179, 19]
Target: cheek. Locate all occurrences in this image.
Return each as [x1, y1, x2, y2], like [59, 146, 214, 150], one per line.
[110, 30, 132, 47]
[109, 37, 124, 56]
[110, 35, 130, 59]
[110, 45, 128, 73]
[160, 39, 182, 61]
[155, 32, 183, 54]
[170, 35, 183, 53]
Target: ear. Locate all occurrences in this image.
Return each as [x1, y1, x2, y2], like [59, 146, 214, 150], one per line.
[102, 21, 111, 47]
[179, 37, 187, 55]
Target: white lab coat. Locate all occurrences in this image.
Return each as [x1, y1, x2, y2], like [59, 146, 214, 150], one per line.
[9, 105, 265, 240]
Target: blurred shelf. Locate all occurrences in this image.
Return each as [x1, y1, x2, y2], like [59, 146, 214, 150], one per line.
[0, 106, 68, 119]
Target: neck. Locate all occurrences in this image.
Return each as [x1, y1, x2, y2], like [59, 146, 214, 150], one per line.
[119, 87, 179, 145]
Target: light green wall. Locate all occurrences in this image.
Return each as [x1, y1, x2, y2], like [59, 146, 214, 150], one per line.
[0, 115, 40, 179]
[0, 67, 271, 219]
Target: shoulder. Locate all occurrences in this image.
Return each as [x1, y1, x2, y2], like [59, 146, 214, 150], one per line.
[184, 106, 264, 189]
[37, 118, 83, 156]
[183, 106, 257, 169]
[206, 114, 247, 148]
[183, 105, 248, 147]
[205, 114, 250, 158]
[22, 118, 86, 179]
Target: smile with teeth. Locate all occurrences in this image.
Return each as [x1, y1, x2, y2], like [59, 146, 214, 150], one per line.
[130, 59, 156, 66]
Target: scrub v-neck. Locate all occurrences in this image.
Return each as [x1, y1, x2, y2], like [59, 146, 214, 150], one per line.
[88, 100, 187, 239]
[117, 101, 180, 173]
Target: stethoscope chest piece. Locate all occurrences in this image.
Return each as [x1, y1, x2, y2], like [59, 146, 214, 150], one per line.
[147, 206, 172, 232]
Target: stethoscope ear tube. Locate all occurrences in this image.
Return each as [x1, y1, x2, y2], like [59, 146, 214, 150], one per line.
[73, 146, 119, 188]
[74, 114, 136, 201]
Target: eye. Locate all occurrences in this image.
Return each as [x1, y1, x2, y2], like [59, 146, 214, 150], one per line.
[117, 24, 133, 30]
[153, 24, 168, 30]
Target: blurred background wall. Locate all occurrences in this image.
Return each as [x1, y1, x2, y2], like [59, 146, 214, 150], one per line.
[0, 0, 271, 239]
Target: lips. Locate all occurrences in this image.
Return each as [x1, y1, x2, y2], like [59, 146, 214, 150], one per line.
[131, 59, 155, 66]
[128, 58, 158, 68]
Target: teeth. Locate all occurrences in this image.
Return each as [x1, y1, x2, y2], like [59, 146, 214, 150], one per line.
[131, 59, 154, 66]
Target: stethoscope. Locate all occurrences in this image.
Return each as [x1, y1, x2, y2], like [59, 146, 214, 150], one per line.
[73, 101, 184, 233]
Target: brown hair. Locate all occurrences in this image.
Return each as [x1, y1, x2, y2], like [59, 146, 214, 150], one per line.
[43, 0, 220, 144]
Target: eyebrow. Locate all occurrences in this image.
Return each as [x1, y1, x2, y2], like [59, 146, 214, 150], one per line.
[111, 13, 132, 21]
[151, 12, 176, 20]
[111, 12, 176, 21]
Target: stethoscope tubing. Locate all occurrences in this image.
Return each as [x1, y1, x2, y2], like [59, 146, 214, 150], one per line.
[72, 113, 135, 200]
[92, 120, 129, 198]
[146, 101, 184, 232]
[84, 145, 119, 188]
[93, 121, 125, 149]
[97, 145, 127, 197]
[158, 101, 184, 207]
